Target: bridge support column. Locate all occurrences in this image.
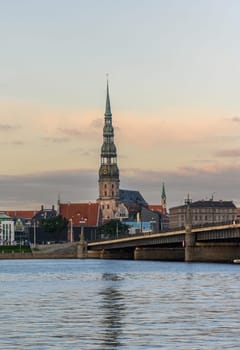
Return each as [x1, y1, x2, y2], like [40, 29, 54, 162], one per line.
[76, 221, 88, 258]
[76, 241, 88, 258]
[184, 196, 196, 262]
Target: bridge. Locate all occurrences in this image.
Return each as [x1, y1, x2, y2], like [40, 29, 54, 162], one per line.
[86, 223, 240, 263]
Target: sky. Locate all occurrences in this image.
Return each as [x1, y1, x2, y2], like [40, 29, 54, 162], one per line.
[1, 0, 240, 210]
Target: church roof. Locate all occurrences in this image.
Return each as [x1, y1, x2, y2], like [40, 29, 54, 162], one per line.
[148, 205, 164, 213]
[119, 189, 148, 206]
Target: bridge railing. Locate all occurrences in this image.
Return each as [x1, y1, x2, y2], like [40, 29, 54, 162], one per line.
[90, 220, 238, 243]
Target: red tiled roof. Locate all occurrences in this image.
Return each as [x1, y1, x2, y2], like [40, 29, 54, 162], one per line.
[148, 205, 164, 213]
[4, 210, 36, 219]
[59, 202, 100, 227]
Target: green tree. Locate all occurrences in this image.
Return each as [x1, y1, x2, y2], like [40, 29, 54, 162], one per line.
[97, 219, 129, 238]
[41, 215, 68, 241]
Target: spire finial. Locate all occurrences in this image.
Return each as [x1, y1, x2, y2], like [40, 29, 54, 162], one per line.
[105, 74, 112, 117]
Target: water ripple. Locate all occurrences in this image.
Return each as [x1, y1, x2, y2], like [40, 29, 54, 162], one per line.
[0, 260, 240, 349]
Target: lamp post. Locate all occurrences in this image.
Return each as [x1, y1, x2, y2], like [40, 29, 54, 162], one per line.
[69, 218, 73, 242]
[79, 218, 87, 242]
[184, 194, 195, 262]
[33, 220, 36, 248]
[76, 217, 88, 258]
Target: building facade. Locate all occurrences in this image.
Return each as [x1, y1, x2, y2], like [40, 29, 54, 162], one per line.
[169, 200, 237, 229]
[0, 213, 15, 244]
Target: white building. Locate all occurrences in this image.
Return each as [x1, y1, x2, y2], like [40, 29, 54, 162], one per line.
[0, 213, 15, 244]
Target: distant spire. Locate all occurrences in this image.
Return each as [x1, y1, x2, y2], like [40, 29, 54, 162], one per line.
[105, 76, 112, 117]
[161, 182, 166, 200]
[57, 192, 61, 215]
[161, 183, 167, 214]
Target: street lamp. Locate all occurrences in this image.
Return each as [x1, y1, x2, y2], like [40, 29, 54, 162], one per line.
[79, 217, 87, 242]
[33, 220, 36, 248]
[69, 218, 73, 242]
[76, 217, 88, 258]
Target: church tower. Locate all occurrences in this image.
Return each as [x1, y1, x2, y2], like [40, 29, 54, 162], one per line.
[161, 182, 167, 214]
[98, 80, 120, 220]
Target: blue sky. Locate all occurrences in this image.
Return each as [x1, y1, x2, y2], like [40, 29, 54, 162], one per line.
[0, 0, 240, 209]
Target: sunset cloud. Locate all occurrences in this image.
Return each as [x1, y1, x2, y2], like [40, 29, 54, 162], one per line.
[232, 116, 240, 123]
[58, 128, 83, 137]
[216, 149, 240, 158]
[42, 136, 70, 143]
[0, 124, 20, 131]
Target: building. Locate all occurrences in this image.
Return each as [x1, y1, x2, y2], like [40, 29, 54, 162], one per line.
[59, 202, 101, 241]
[0, 212, 15, 244]
[4, 210, 36, 243]
[5, 205, 59, 244]
[97, 80, 147, 222]
[169, 200, 237, 229]
[97, 80, 121, 220]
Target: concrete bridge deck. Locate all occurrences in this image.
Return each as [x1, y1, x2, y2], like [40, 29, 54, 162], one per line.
[87, 223, 240, 262]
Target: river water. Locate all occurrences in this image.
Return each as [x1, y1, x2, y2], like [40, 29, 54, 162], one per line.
[0, 259, 240, 349]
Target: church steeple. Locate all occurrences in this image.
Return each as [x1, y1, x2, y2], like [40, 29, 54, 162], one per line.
[98, 79, 120, 220]
[161, 182, 167, 214]
[105, 80, 112, 117]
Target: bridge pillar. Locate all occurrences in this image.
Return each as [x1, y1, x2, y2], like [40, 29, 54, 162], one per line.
[184, 196, 196, 262]
[76, 241, 88, 258]
[76, 221, 88, 258]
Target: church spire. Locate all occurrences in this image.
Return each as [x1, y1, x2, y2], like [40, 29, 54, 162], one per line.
[98, 79, 120, 220]
[161, 183, 167, 214]
[105, 79, 112, 117]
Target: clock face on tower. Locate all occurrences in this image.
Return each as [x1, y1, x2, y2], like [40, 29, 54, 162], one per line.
[103, 168, 108, 174]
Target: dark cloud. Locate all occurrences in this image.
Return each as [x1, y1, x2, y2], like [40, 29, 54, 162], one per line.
[0, 169, 98, 210]
[121, 167, 240, 208]
[216, 149, 240, 157]
[0, 166, 240, 210]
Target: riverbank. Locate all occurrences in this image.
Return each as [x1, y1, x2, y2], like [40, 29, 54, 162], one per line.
[0, 242, 78, 259]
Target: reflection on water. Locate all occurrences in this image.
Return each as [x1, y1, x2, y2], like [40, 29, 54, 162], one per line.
[100, 273, 125, 348]
[0, 259, 240, 349]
